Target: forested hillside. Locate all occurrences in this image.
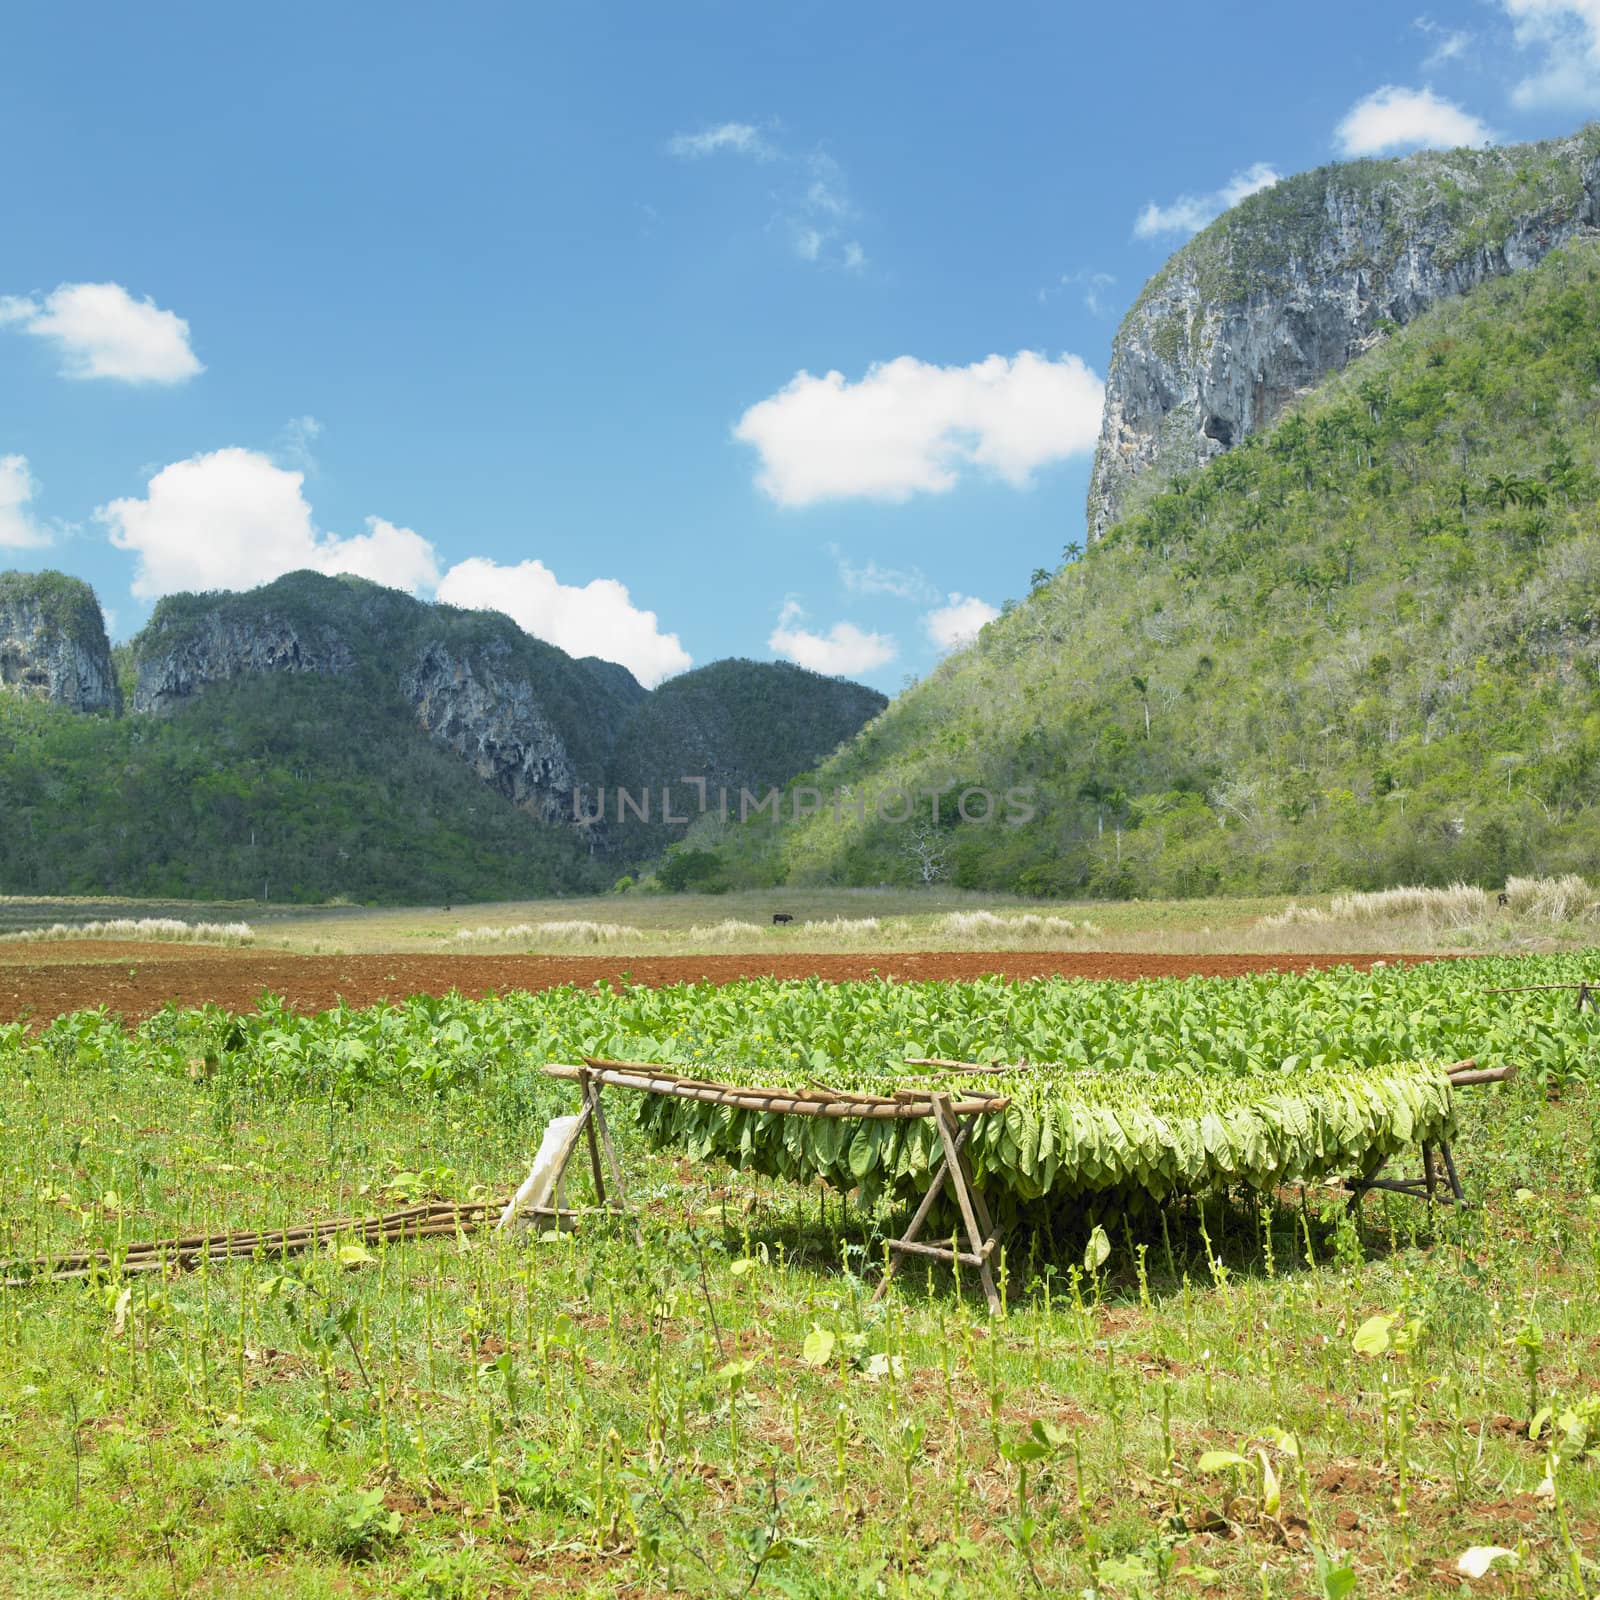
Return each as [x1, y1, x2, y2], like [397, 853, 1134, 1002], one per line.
[0, 574, 886, 903]
[0, 674, 606, 902]
[604, 659, 886, 861]
[706, 239, 1600, 896]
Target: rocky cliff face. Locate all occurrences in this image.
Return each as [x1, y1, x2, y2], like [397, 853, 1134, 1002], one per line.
[402, 640, 586, 826]
[0, 572, 119, 713]
[131, 610, 357, 715]
[119, 570, 886, 859]
[1088, 124, 1600, 538]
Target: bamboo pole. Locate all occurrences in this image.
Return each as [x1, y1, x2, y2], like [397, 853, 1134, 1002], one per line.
[1482, 983, 1595, 994]
[1447, 1064, 1517, 1087]
[3, 1196, 530, 1286]
[555, 1059, 1010, 1119]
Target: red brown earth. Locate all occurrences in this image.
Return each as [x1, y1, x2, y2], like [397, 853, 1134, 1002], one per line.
[0, 941, 1438, 1024]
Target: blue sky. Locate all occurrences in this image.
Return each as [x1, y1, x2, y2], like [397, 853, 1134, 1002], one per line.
[2, 1, 1596, 690]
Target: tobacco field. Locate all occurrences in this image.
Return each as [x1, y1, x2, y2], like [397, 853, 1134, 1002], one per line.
[0, 953, 1595, 1596]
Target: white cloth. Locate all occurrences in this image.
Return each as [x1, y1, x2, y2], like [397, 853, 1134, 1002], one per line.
[497, 1113, 585, 1231]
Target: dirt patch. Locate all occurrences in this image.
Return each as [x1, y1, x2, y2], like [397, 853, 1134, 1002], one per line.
[0, 945, 1439, 1025]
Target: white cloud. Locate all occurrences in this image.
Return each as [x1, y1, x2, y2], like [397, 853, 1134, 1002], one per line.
[924, 593, 999, 652]
[1334, 85, 1493, 156]
[95, 446, 690, 684]
[0, 455, 51, 549]
[326, 517, 442, 593]
[0, 282, 202, 383]
[95, 448, 440, 599]
[735, 350, 1103, 508]
[831, 547, 939, 603]
[1133, 163, 1281, 240]
[279, 414, 323, 471]
[768, 601, 896, 676]
[670, 124, 866, 269]
[1498, 0, 1600, 110]
[775, 152, 866, 269]
[436, 558, 691, 687]
[1414, 15, 1475, 64]
[667, 122, 778, 160]
[1047, 269, 1117, 316]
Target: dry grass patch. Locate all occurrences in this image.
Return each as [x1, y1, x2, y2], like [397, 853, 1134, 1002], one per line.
[799, 916, 883, 940]
[685, 919, 767, 943]
[929, 910, 1097, 944]
[454, 920, 644, 945]
[1504, 873, 1600, 923]
[0, 917, 255, 946]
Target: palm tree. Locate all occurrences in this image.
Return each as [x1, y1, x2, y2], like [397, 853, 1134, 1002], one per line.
[1077, 776, 1111, 836]
[1481, 472, 1515, 510]
[1130, 674, 1151, 738]
[1545, 442, 1582, 501]
[1272, 414, 1309, 458]
[1312, 414, 1343, 461]
[1335, 536, 1359, 586]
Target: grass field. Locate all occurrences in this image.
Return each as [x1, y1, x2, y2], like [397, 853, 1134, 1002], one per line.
[1, 961, 1596, 1597]
[3, 879, 1598, 958]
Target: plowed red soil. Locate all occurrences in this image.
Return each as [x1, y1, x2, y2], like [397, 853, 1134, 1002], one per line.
[0, 943, 1433, 1025]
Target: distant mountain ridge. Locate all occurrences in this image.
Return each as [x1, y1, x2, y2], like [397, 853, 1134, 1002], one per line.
[0, 571, 119, 715]
[1088, 122, 1600, 538]
[0, 570, 885, 901]
[706, 232, 1600, 897]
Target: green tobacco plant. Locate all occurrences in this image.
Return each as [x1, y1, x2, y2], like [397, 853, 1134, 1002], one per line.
[629, 1057, 1456, 1226]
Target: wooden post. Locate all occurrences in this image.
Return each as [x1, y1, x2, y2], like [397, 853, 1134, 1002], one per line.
[578, 1067, 608, 1207]
[1438, 1141, 1465, 1203]
[868, 1120, 969, 1305]
[872, 1097, 1002, 1315]
[931, 1094, 1002, 1315]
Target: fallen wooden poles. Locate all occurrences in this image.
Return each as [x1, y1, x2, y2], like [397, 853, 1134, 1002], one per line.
[8, 1063, 650, 1285]
[542, 1058, 1011, 1315]
[2, 1197, 515, 1286]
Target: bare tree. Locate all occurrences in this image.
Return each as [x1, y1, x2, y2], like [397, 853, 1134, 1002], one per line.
[903, 820, 950, 886]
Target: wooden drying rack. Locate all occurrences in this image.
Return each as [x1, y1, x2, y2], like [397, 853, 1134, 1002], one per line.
[538, 1058, 1013, 1314]
[1339, 1058, 1514, 1209]
[1483, 981, 1597, 1012]
[530, 1055, 1516, 1308]
[907, 1056, 1516, 1213]
[9, 1057, 1511, 1292]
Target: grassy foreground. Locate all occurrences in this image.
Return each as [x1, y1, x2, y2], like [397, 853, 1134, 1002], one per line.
[0, 968, 1597, 1597]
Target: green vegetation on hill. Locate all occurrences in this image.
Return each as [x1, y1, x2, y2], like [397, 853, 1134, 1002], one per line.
[0, 574, 887, 903]
[0, 569, 107, 643]
[0, 672, 605, 902]
[133, 570, 642, 782]
[605, 659, 887, 864]
[711, 239, 1600, 896]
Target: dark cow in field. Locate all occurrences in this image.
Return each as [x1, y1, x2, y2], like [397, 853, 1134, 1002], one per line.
[771, 913, 795, 925]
